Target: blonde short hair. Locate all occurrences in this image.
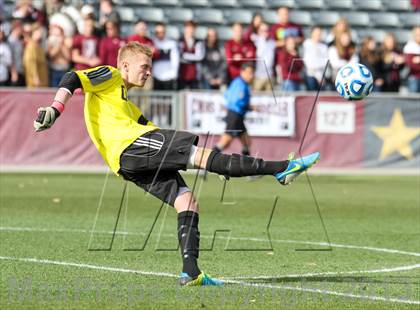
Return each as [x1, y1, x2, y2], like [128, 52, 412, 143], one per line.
[117, 42, 153, 67]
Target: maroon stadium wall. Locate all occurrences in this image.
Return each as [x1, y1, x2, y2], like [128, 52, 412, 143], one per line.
[0, 89, 103, 167]
[0, 89, 418, 169]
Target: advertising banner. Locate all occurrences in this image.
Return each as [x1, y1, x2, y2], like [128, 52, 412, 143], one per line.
[185, 92, 295, 137]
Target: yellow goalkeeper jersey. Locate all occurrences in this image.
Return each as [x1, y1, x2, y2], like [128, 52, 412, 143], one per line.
[75, 66, 158, 174]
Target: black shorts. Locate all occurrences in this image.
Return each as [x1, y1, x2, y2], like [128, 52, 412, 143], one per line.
[119, 129, 199, 206]
[225, 110, 247, 137]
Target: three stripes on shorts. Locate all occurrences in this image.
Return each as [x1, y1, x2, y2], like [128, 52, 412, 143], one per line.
[132, 135, 164, 156]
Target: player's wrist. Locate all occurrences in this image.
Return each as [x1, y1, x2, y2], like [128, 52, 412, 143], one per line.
[51, 101, 64, 116]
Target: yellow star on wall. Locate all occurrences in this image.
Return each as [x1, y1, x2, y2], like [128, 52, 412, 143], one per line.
[371, 109, 420, 160]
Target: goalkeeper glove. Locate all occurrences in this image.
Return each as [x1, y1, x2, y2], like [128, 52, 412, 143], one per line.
[33, 106, 61, 132]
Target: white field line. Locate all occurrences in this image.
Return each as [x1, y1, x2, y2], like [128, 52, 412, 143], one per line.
[1, 226, 419, 257]
[0, 256, 418, 305]
[225, 264, 420, 280]
[232, 236, 420, 258]
[0, 256, 177, 278]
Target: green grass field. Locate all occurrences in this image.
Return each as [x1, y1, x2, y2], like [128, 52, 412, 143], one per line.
[0, 172, 419, 309]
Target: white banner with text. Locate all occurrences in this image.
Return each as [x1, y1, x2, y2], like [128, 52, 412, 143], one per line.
[185, 92, 295, 136]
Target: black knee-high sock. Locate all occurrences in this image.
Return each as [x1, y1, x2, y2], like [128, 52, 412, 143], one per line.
[206, 151, 288, 177]
[178, 211, 201, 279]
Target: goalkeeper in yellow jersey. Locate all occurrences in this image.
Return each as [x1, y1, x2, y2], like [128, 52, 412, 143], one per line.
[34, 42, 320, 286]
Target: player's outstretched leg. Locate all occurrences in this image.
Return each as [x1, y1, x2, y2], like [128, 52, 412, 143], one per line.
[175, 192, 223, 286]
[193, 148, 320, 185]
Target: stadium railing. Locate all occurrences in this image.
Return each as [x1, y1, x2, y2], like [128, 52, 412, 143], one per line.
[129, 90, 179, 129]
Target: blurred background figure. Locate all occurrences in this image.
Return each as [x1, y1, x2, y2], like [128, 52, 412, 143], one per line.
[23, 22, 48, 87]
[78, 4, 97, 35]
[99, 20, 125, 67]
[45, 0, 67, 16]
[98, 0, 120, 34]
[243, 12, 263, 43]
[403, 26, 420, 93]
[276, 35, 303, 91]
[178, 20, 204, 90]
[201, 28, 225, 90]
[359, 36, 383, 92]
[326, 18, 357, 47]
[328, 31, 359, 81]
[127, 20, 157, 90]
[251, 22, 275, 91]
[303, 26, 328, 91]
[7, 19, 25, 86]
[80, 4, 96, 20]
[47, 24, 71, 87]
[0, 24, 12, 86]
[46, 0, 82, 36]
[411, 0, 420, 11]
[152, 23, 179, 90]
[72, 16, 101, 71]
[224, 22, 255, 84]
[380, 33, 405, 92]
[127, 20, 156, 52]
[270, 6, 304, 48]
[21, 19, 33, 44]
[12, 0, 46, 26]
[48, 10, 75, 39]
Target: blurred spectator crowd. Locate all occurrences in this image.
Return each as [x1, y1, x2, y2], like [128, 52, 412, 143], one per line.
[0, 0, 419, 93]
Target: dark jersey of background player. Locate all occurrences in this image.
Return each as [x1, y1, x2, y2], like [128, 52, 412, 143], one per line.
[178, 20, 205, 90]
[99, 20, 125, 67]
[224, 23, 256, 84]
[126, 20, 159, 59]
[72, 17, 101, 71]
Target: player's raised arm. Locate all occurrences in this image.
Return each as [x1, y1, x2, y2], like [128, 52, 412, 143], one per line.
[33, 71, 82, 132]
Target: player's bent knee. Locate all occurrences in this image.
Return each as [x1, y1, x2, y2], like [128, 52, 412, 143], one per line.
[174, 191, 199, 213]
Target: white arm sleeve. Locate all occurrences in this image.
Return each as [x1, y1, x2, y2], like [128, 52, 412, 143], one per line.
[170, 41, 180, 74]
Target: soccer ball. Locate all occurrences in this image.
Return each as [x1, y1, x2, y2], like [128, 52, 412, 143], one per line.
[335, 63, 373, 100]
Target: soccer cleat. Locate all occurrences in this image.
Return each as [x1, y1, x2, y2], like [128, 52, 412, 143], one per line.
[275, 152, 320, 185]
[179, 272, 223, 286]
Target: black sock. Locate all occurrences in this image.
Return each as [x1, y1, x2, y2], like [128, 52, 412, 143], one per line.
[177, 211, 201, 279]
[241, 146, 250, 156]
[206, 151, 288, 177]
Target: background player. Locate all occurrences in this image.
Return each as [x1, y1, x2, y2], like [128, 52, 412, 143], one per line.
[214, 62, 254, 158]
[33, 42, 320, 286]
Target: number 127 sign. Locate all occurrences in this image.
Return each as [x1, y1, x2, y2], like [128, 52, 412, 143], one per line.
[316, 102, 356, 134]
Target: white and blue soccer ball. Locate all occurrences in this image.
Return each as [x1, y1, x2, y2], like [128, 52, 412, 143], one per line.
[335, 63, 374, 100]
